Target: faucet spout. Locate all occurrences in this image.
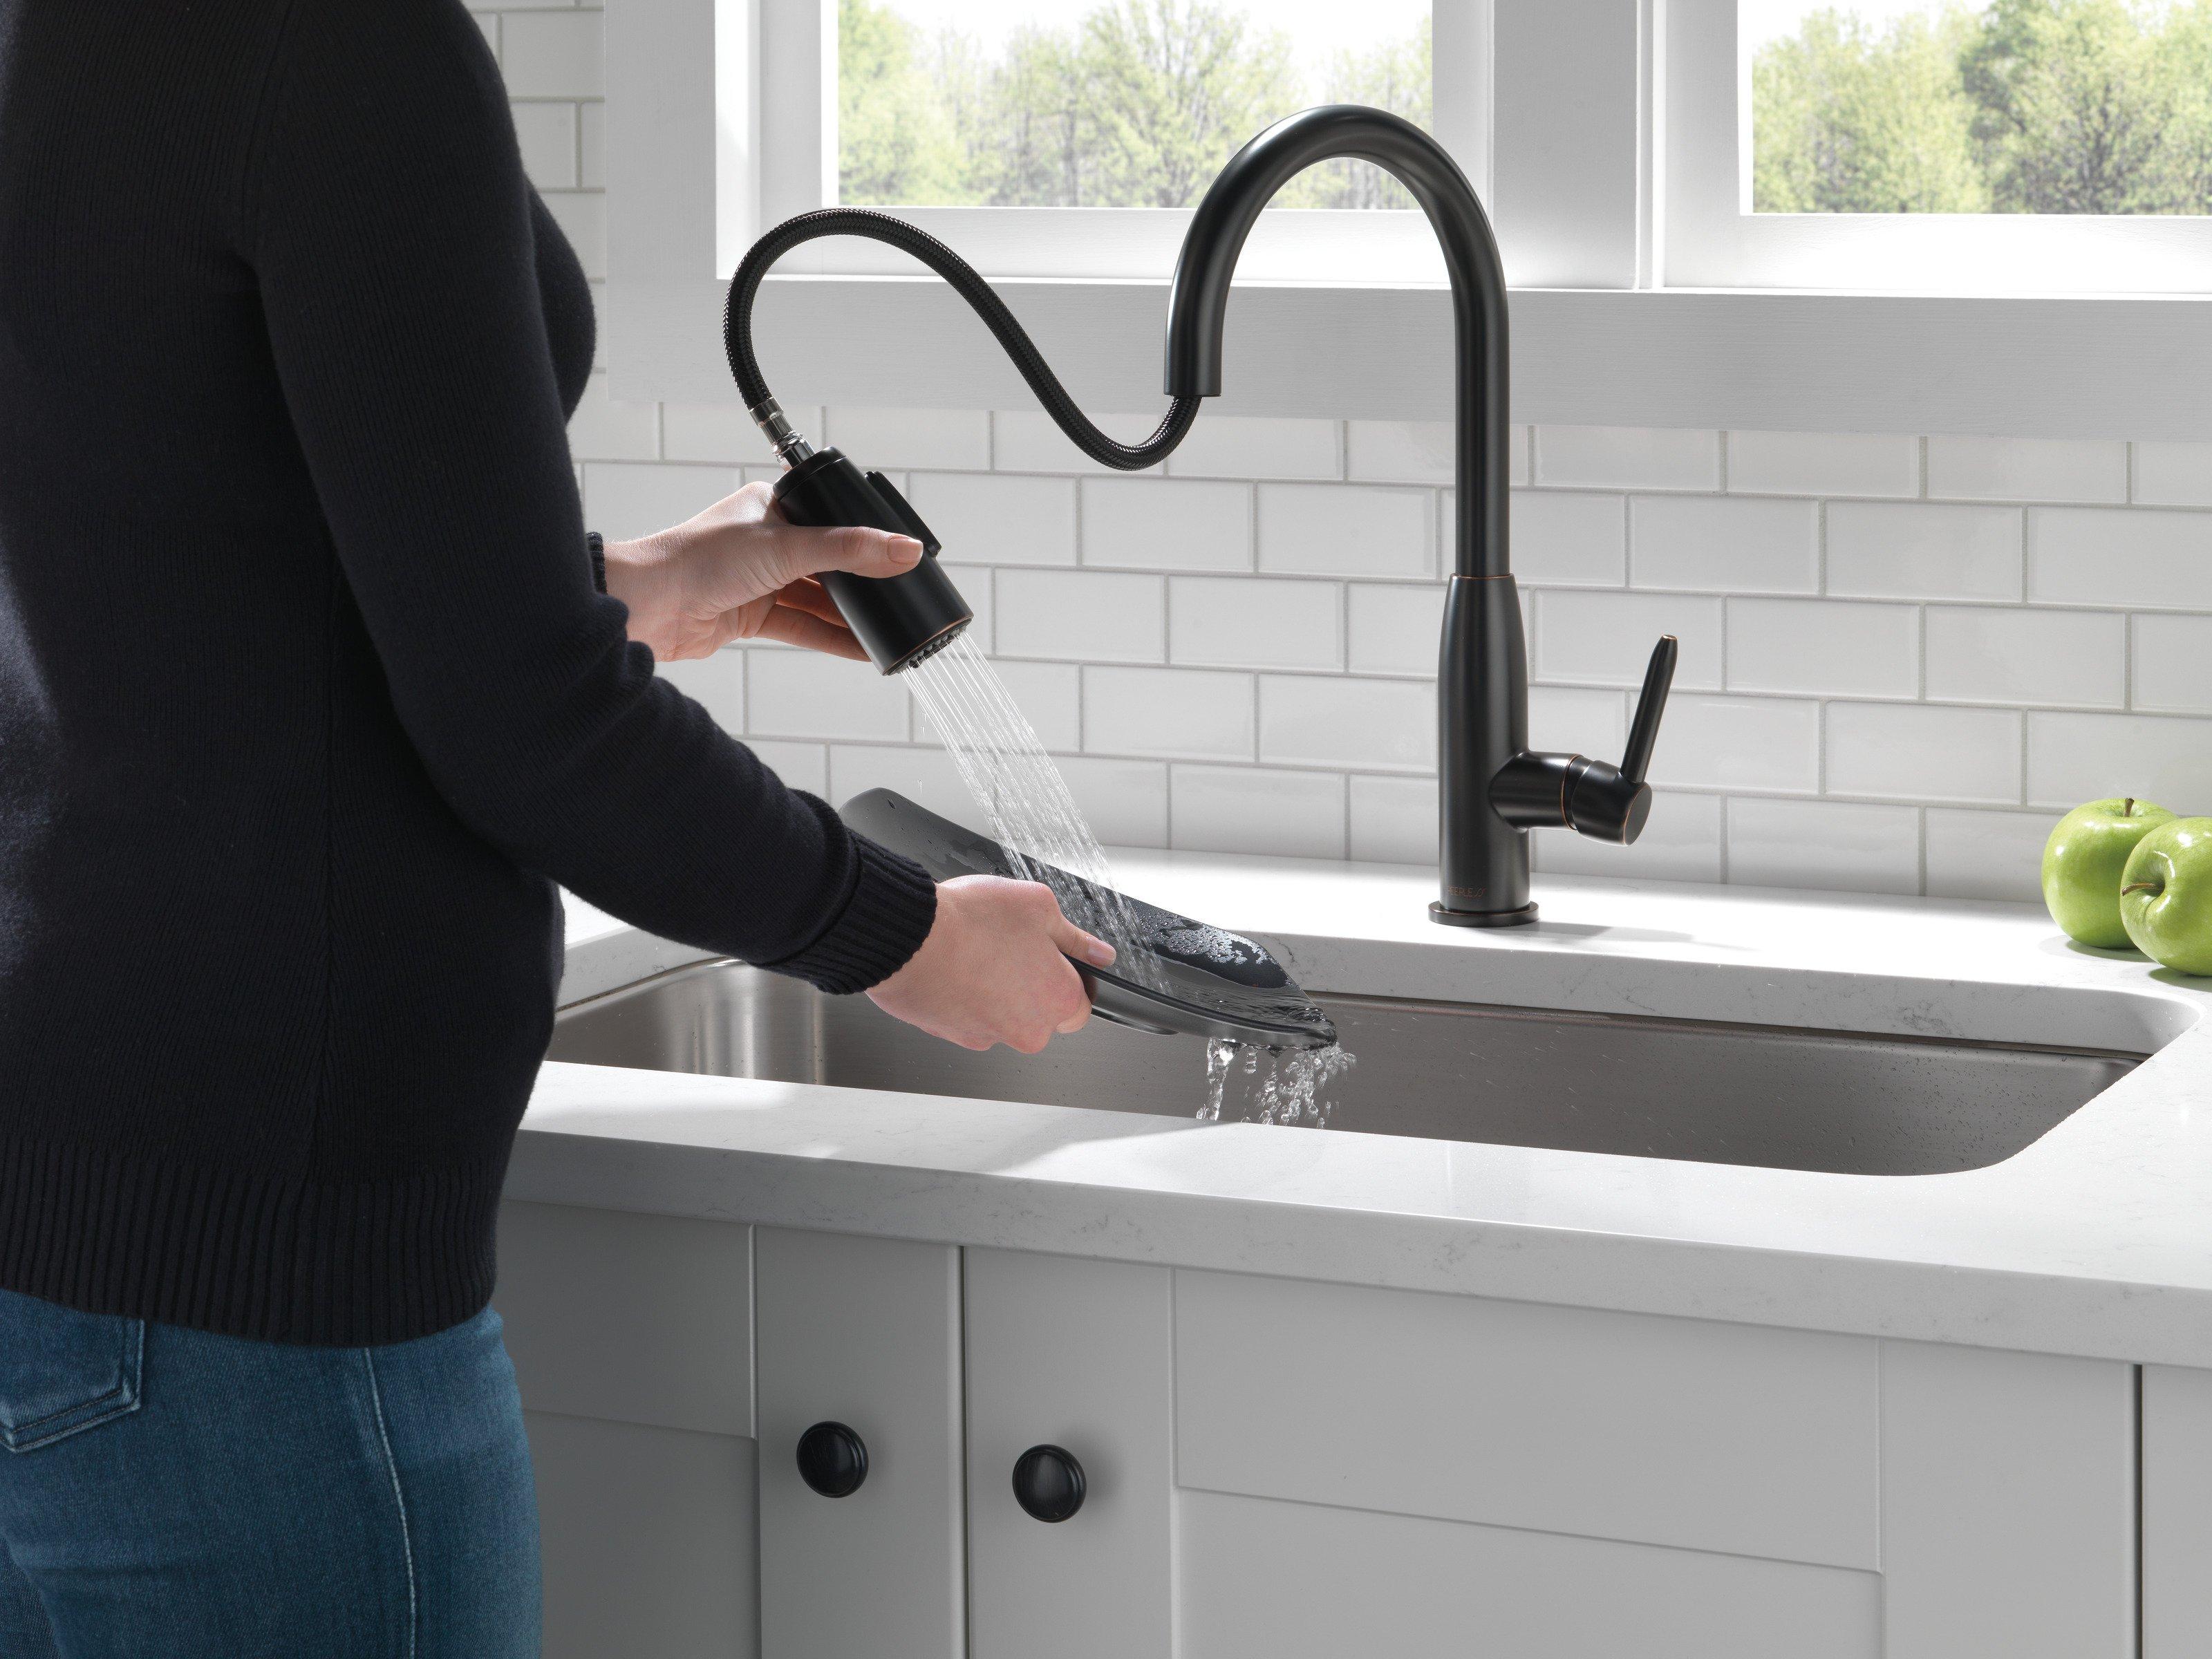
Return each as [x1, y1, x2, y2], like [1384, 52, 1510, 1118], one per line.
[1163, 107, 1674, 926]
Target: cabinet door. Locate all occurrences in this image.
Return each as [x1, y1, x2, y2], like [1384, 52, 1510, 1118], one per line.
[754, 1228, 964, 1659]
[964, 1250, 1173, 1659]
[497, 1202, 758, 1659]
[2139, 1365, 2212, 1659]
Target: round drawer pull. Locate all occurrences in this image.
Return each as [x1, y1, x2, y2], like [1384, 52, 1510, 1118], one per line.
[1011, 1444, 1085, 1523]
[796, 1421, 868, 1498]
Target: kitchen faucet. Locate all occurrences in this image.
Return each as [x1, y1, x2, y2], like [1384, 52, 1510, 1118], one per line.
[726, 104, 1675, 929]
[1163, 106, 1676, 926]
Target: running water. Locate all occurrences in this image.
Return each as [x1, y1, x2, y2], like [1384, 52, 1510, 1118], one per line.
[902, 635, 1156, 980]
[903, 632, 1355, 1118]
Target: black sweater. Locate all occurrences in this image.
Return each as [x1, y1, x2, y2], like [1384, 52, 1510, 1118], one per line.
[0, 0, 937, 1344]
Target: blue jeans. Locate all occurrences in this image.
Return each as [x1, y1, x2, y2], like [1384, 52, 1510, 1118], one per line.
[0, 1288, 539, 1657]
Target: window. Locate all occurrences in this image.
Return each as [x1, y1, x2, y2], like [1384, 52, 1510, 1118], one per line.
[1663, 0, 2212, 291]
[742, 0, 1485, 283]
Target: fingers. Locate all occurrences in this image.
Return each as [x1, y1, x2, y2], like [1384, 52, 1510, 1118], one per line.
[756, 605, 870, 660]
[1048, 910, 1118, 968]
[775, 576, 847, 626]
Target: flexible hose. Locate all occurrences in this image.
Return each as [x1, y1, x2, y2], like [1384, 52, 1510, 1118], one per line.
[724, 208, 1201, 472]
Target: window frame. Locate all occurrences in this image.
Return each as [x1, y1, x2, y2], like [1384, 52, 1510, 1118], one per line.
[1662, 0, 2212, 295]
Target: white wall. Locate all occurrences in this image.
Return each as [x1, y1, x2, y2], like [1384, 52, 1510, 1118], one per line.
[479, 3, 2212, 905]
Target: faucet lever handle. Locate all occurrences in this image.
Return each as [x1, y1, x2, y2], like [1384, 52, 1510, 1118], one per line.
[1620, 635, 1678, 786]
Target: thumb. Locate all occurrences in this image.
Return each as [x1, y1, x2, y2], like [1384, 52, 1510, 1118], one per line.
[1049, 910, 1118, 969]
[767, 522, 924, 583]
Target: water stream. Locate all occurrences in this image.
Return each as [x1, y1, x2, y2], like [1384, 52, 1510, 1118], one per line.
[903, 632, 1354, 1121]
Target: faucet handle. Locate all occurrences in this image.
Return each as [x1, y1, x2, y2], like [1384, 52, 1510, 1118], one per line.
[1620, 635, 1678, 786]
[1558, 635, 1677, 845]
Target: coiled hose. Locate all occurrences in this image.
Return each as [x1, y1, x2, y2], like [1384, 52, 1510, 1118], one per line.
[722, 208, 1202, 472]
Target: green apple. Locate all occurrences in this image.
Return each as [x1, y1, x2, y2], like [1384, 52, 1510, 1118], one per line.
[2120, 817, 2212, 977]
[2042, 797, 2176, 948]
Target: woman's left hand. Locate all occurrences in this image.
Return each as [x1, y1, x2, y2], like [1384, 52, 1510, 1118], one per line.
[601, 481, 922, 662]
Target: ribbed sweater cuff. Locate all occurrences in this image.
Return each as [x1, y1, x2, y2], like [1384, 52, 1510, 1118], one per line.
[769, 832, 937, 994]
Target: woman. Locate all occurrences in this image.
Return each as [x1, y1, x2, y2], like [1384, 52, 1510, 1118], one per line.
[0, 0, 1105, 1651]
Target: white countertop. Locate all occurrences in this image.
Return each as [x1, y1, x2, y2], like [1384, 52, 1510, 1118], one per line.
[518, 856, 2212, 1368]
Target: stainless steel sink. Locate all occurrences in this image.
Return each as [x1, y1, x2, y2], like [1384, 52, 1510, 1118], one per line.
[547, 961, 2144, 1177]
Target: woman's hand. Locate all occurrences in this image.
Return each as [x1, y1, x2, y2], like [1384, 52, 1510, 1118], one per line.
[601, 481, 921, 662]
[868, 876, 1117, 1053]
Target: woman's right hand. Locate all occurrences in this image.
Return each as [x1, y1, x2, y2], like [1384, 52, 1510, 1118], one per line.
[867, 876, 1115, 1053]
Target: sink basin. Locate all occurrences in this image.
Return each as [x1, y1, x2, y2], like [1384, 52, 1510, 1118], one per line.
[547, 961, 2144, 1177]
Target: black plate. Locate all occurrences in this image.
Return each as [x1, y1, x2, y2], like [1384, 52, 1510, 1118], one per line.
[841, 789, 1337, 1049]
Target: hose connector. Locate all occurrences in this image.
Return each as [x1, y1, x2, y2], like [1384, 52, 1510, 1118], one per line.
[748, 397, 815, 467]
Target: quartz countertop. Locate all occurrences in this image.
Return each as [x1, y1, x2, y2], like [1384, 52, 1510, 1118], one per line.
[518, 856, 2212, 1367]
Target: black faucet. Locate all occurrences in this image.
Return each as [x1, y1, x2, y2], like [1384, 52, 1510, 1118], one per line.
[1162, 106, 1676, 926]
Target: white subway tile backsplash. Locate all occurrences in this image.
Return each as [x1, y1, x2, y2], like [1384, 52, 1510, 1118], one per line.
[747, 649, 910, 742]
[663, 401, 814, 465]
[498, 11, 603, 97]
[1166, 416, 1340, 480]
[579, 101, 605, 189]
[1924, 606, 2125, 709]
[1172, 766, 1346, 858]
[1259, 675, 1434, 772]
[1052, 756, 1170, 848]
[1346, 583, 1443, 677]
[823, 406, 991, 471]
[2133, 441, 2212, 507]
[992, 410, 1163, 476]
[1631, 496, 1819, 594]
[654, 648, 744, 734]
[2132, 613, 2212, 714]
[2029, 507, 2212, 612]
[1825, 702, 2022, 806]
[1924, 807, 2053, 903]
[995, 569, 1163, 662]
[1349, 774, 1436, 865]
[1646, 695, 1820, 794]
[1824, 502, 2023, 602]
[511, 101, 579, 188]
[1513, 491, 1626, 588]
[1727, 798, 1922, 894]
[828, 743, 977, 828]
[1927, 435, 2128, 504]
[1535, 590, 1725, 691]
[1257, 483, 1432, 578]
[1726, 598, 1918, 698]
[1170, 577, 1341, 671]
[476, 12, 498, 57]
[746, 739, 830, 798]
[906, 473, 1076, 565]
[1342, 422, 1530, 487]
[567, 374, 658, 462]
[2026, 711, 2212, 812]
[1535, 427, 1721, 492]
[1537, 789, 1726, 884]
[582, 462, 735, 543]
[1082, 666, 1253, 761]
[1528, 686, 1627, 758]
[1082, 478, 1250, 571]
[1727, 431, 1918, 498]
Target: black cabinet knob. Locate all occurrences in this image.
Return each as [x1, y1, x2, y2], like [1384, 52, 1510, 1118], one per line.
[1011, 1444, 1085, 1523]
[796, 1421, 868, 1498]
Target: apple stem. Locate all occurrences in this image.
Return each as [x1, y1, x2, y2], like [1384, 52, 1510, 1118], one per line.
[2124, 797, 2135, 816]
[2121, 882, 2159, 896]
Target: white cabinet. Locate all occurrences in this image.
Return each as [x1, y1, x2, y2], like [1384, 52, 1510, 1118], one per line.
[753, 1227, 965, 1659]
[500, 1210, 2148, 1658]
[2143, 1364, 2212, 1659]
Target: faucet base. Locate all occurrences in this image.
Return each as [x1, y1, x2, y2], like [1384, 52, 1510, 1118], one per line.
[1428, 901, 1539, 929]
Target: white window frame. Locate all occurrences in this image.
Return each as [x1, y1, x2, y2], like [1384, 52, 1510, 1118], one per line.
[606, 0, 2212, 438]
[1662, 0, 2212, 295]
[730, 0, 1485, 287]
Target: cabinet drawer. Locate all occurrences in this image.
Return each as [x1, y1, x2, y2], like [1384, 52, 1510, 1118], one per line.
[756, 1228, 963, 1659]
[1174, 1270, 1879, 1568]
